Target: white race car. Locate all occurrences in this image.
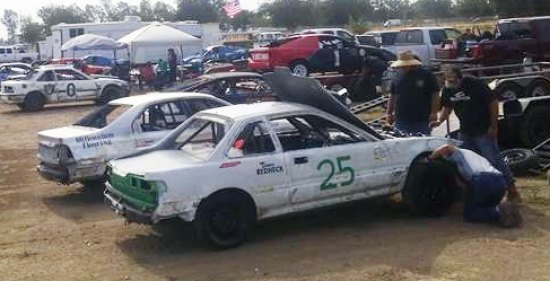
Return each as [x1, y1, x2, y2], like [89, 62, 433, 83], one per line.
[37, 92, 230, 186]
[105, 100, 459, 248]
[0, 65, 129, 111]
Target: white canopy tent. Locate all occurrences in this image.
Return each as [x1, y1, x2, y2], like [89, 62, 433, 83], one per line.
[118, 23, 202, 64]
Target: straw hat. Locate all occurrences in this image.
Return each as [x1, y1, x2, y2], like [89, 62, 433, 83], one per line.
[390, 51, 422, 68]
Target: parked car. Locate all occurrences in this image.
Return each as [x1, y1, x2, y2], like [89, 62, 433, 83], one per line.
[183, 45, 249, 64]
[469, 16, 550, 65]
[104, 71, 458, 249]
[36, 92, 230, 186]
[300, 28, 358, 44]
[0, 63, 33, 82]
[249, 34, 394, 77]
[0, 45, 38, 63]
[45, 58, 110, 75]
[384, 27, 461, 67]
[82, 55, 114, 67]
[0, 65, 129, 111]
[167, 72, 274, 104]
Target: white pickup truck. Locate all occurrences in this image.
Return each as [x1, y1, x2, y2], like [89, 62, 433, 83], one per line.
[0, 45, 39, 63]
[383, 27, 461, 68]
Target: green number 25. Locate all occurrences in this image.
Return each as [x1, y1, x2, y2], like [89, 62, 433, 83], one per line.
[317, 156, 355, 190]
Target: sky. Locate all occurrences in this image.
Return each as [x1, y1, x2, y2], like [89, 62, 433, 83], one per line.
[0, 0, 262, 39]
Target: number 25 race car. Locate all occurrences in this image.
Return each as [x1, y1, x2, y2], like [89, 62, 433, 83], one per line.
[105, 69, 459, 249]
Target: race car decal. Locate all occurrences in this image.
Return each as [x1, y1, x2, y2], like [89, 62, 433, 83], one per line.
[75, 133, 114, 149]
[257, 162, 283, 175]
[67, 83, 76, 97]
[317, 156, 355, 190]
[44, 84, 55, 95]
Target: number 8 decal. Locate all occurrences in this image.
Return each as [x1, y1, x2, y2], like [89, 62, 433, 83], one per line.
[67, 83, 76, 97]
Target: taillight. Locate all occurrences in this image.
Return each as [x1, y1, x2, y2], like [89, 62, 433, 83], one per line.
[471, 45, 482, 58]
[252, 52, 269, 61]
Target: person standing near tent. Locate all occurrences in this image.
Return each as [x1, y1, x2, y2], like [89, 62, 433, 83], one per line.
[167, 48, 178, 83]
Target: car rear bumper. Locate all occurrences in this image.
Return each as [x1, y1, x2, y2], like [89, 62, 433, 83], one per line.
[104, 183, 155, 224]
[0, 93, 25, 104]
[247, 61, 271, 72]
[37, 161, 105, 185]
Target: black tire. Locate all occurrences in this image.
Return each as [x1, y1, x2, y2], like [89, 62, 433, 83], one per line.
[289, 60, 309, 77]
[501, 149, 539, 175]
[527, 79, 550, 97]
[194, 191, 255, 249]
[495, 83, 524, 101]
[520, 105, 550, 147]
[22, 92, 45, 111]
[97, 86, 122, 105]
[402, 158, 458, 217]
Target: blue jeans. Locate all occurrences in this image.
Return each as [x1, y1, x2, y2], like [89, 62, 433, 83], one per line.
[395, 120, 431, 136]
[464, 173, 506, 223]
[459, 133, 514, 186]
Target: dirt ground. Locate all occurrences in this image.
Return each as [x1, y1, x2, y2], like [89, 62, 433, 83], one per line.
[1, 101, 550, 281]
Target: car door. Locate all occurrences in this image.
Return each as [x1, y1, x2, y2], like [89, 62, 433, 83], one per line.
[53, 69, 97, 101]
[36, 70, 58, 102]
[222, 119, 289, 217]
[340, 39, 363, 71]
[131, 101, 189, 148]
[268, 114, 392, 211]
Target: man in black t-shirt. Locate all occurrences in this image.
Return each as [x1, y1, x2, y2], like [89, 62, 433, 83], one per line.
[433, 67, 521, 202]
[386, 51, 440, 135]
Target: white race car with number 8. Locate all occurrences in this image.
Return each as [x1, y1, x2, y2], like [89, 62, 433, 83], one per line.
[105, 100, 459, 249]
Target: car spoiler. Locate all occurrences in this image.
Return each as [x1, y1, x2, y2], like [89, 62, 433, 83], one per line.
[263, 67, 383, 140]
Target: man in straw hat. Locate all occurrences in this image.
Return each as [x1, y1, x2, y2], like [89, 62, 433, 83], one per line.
[385, 51, 440, 135]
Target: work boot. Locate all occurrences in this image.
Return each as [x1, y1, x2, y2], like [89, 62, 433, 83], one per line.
[498, 201, 523, 228]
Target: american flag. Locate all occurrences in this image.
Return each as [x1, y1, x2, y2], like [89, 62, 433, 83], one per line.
[224, 0, 242, 18]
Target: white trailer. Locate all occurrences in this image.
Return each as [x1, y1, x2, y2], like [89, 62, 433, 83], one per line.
[46, 16, 221, 61]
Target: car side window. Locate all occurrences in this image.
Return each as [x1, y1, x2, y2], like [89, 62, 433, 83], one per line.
[183, 98, 224, 115]
[395, 30, 423, 44]
[429, 30, 447, 45]
[6, 48, 12, 54]
[0, 49, 5, 54]
[228, 121, 275, 158]
[133, 103, 171, 133]
[269, 115, 365, 152]
[37, 71, 55, 82]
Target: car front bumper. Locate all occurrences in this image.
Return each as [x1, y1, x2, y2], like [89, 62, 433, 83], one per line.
[104, 183, 156, 224]
[0, 93, 25, 104]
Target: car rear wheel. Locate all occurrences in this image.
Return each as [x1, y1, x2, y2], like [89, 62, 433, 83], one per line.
[194, 191, 254, 249]
[97, 86, 122, 105]
[402, 158, 457, 217]
[527, 79, 550, 97]
[22, 92, 45, 111]
[290, 61, 309, 77]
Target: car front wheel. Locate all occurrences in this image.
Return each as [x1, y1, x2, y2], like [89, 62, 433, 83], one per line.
[402, 158, 458, 217]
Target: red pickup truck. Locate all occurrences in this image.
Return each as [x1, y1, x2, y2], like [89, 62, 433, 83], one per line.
[470, 16, 550, 65]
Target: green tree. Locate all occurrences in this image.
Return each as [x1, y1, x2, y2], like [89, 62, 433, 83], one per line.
[373, 0, 412, 21]
[412, 0, 454, 19]
[139, 0, 156, 21]
[20, 17, 44, 44]
[1, 9, 19, 43]
[490, 0, 550, 17]
[84, 4, 108, 22]
[229, 10, 253, 30]
[153, 2, 177, 21]
[323, 0, 371, 26]
[455, 0, 495, 18]
[264, 0, 316, 30]
[176, 0, 220, 23]
[38, 5, 87, 35]
[100, 0, 139, 22]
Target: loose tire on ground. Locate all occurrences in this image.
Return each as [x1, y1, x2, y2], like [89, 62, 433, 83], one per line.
[194, 191, 255, 249]
[402, 158, 458, 217]
[501, 149, 539, 175]
[97, 86, 122, 105]
[289, 61, 310, 77]
[496, 82, 524, 101]
[22, 92, 45, 111]
[520, 105, 550, 147]
[527, 79, 550, 97]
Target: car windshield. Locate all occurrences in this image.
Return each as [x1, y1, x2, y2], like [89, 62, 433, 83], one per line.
[173, 116, 232, 160]
[74, 104, 132, 129]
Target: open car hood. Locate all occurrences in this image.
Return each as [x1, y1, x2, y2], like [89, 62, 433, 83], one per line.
[263, 68, 382, 139]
